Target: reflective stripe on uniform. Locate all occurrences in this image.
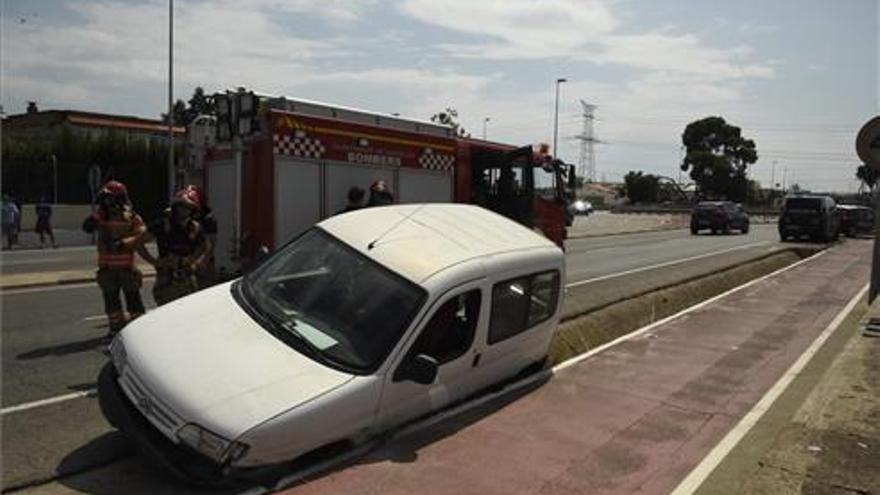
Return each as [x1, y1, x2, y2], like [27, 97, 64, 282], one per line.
[98, 253, 134, 268]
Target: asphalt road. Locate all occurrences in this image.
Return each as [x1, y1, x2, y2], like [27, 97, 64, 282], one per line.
[0, 224, 784, 492]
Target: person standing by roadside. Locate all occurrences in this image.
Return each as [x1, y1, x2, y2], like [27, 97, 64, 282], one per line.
[2, 195, 20, 250]
[82, 181, 147, 340]
[35, 196, 57, 248]
[337, 186, 365, 215]
[136, 187, 210, 306]
[367, 180, 394, 207]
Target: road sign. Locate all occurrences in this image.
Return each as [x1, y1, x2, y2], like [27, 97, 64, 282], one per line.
[856, 116, 880, 169]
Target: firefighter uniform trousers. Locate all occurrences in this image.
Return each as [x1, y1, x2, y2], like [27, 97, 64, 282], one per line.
[97, 266, 145, 333]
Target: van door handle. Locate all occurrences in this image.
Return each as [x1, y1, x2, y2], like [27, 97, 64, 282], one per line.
[472, 353, 481, 367]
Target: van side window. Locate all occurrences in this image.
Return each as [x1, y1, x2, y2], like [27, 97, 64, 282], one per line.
[408, 290, 481, 365]
[489, 271, 560, 345]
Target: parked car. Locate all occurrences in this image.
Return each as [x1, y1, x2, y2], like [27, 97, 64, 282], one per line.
[837, 204, 874, 237]
[690, 201, 750, 235]
[98, 204, 565, 483]
[569, 199, 594, 216]
[778, 195, 840, 242]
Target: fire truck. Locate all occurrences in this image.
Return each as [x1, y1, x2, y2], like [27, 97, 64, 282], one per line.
[199, 94, 575, 276]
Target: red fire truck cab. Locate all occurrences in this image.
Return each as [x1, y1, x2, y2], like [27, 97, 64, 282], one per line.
[202, 96, 573, 276]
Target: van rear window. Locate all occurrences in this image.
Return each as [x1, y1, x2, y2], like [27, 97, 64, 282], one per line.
[784, 198, 821, 211]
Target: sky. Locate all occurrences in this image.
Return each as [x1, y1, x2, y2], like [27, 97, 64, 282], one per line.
[2, 0, 878, 192]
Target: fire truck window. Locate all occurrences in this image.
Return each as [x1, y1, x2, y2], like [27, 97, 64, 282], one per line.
[408, 290, 481, 365]
[489, 270, 560, 345]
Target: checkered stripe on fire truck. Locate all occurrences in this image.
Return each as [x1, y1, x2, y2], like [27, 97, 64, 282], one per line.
[273, 134, 326, 159]
[419, 149, 456, 171]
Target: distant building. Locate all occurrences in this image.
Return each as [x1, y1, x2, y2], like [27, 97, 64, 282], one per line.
[3, 102, 184, 145]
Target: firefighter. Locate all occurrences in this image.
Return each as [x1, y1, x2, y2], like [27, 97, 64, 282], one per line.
[367, 180, 394, 207]
[337, 186, 365, 215]
[82, 181, 147, 339]
[137, 187, 210, 306]
[182, 185, 216, 288]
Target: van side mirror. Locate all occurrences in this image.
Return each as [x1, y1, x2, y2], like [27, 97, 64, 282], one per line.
[394, 354, 438, 385]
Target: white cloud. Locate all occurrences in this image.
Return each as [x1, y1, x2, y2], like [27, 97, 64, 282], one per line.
[399, 0, 615, 56]
[398, 0, 773, 82]
[595, 33, 774, 80]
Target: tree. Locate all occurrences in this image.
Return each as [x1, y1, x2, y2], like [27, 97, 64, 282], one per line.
[680, 116, 758, 202]
[430, 107, 470, 137]
[161, 87, 216, 126]
[186, 87, 214, 121]
[161, 99, 188, 125]
[622, 171, 660, 204]
[856, 163, 878, 190]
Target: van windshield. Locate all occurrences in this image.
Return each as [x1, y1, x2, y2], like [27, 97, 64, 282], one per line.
[239, 228, 426, 374]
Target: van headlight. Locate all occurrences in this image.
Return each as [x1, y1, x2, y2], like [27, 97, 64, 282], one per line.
[176, 423, 249, 464]
[109, 339, 127, 375]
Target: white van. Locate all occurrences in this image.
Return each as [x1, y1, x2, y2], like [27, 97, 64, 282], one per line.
[98, 204, 565, 482]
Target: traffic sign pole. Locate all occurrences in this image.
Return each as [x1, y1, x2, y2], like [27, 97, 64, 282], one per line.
[856, 117, 880, 303]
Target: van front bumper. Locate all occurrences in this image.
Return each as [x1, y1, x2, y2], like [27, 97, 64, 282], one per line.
[97, 362, 228, 484]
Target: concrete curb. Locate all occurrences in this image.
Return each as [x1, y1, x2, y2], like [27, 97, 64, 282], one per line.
[1, 268, 157, 291]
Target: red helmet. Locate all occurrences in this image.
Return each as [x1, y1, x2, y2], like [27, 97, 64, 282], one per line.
[172, 186, 202, 211]
[97, 180, 128, 206]
[185, 185, 204, 206]
[100, 180, 127, 197]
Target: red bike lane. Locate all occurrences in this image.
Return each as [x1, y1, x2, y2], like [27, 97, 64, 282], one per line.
[280, 240, 871, 495]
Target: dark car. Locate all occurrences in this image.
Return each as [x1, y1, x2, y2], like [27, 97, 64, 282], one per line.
[838, 204, 874, 237]
[778, 195, 840, 242]
[690, 201, 750, 235]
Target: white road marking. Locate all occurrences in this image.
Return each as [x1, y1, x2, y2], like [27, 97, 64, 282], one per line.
[0, 245, 96, 255]
[566, 241, 771, 288]
[669, 282, 869, 495]
[1, 281, 100, 295]
[1, 390, 97, 416]
[83, 315, 106, 322]
[0, 241, 810, 423]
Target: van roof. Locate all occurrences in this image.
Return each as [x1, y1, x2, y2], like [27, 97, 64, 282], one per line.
[318, 204, 560, 283]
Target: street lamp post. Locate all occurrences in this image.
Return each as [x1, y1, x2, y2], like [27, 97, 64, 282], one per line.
[553, 78, 567, 156]
[167, 0, 175, 198]
[483, 117, 490, 140]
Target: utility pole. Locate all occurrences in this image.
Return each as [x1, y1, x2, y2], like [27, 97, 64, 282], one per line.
[483, 117, 490, 140]
[574, 100, 598, 182]
[51, 154, 58, 204]
[553, 78, 567, 157]
[771, 160, 777, 192]
[167, 0, 175, 199]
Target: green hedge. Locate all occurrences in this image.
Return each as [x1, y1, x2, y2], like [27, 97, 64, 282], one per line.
[2, 128, 181, 222]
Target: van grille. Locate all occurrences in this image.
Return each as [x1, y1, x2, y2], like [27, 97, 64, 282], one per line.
[118, 368, 184, 441]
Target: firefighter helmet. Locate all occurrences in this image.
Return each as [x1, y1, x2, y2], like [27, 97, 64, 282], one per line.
[97, 180, 129, 206]
[172, 186, 202, 211]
